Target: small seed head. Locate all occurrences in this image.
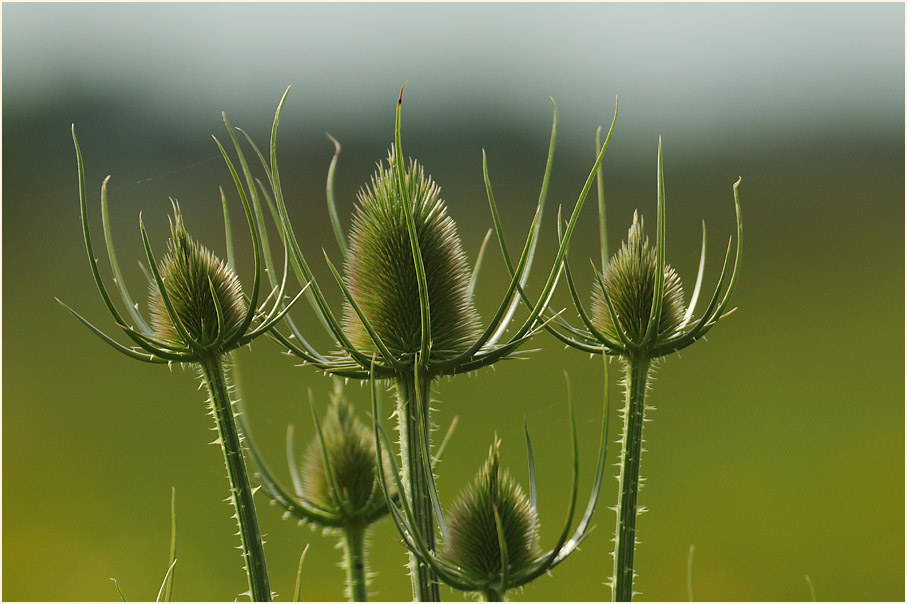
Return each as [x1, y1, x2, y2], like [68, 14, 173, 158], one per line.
[592, 212, 685, 345]
[301, 383, 391, 517]
[442, 440, 538, 586]
[148, 205, 247, 351]
[343, 148, 481, 359]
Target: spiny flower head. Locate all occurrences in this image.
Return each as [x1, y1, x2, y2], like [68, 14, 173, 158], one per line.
[301, 382, 391, 523]
[591, 211, 685, 348]
[342, 147, 481, 361]
[148, 204, 248, 352]
[442, 440, 539, 586]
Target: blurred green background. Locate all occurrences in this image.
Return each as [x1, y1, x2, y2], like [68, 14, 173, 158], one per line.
[3, 3, 903, 602]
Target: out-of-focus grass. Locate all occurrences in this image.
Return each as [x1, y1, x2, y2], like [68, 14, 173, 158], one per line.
[3, 96, 903, 602]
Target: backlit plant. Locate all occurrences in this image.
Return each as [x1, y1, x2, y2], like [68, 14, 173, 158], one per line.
[215, 84, 615, 602]
[497, 133, 743, 600]
[64, 85, 741, 603]
[60, 127, 308, 601]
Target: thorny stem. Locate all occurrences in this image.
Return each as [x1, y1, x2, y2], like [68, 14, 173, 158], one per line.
[395, 372, 441, 602]
[198, 354, 272, 602]
[612, 357, 651, 602]
[341, 524, 368, 602]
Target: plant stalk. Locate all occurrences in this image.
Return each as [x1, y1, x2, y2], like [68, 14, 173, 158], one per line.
[198, 354, 272, 602]
[395, 372, 441, 602]
[480, 588, 503, 602]
[341, 524, 368, 602]
[612, 356, 651, 602]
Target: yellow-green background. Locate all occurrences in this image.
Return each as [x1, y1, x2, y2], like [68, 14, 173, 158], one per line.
[3, 3, 903, 601]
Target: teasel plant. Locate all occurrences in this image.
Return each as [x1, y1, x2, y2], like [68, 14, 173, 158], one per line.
[214, 84, 618, 601]
[369, 359, 612, 602]
[495, 131, 743, 600]
[58, 126, 310, 602]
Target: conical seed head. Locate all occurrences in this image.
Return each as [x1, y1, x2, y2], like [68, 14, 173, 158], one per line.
[301, 392, 389, 514]
[591, 212, 685, 344]
[442, 441, 538, 583]
[342, 148, 481, 359]
[148, 207, 247, 351]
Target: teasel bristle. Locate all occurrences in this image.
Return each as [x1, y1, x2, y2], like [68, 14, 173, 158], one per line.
[442, 440, 539, 582]
[591, 212, 685, 344]
[301, 388, 391, 515]
[343, 147, 481, 359]
[148, 204, 247, 351]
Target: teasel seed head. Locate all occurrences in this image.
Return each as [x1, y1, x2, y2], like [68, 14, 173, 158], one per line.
[301, 382, 391, 520]
[442, 439, 539, 585]
[343, 147, 481, 360]
[592, 211, 685, 347]
[148, 203, 247, 352]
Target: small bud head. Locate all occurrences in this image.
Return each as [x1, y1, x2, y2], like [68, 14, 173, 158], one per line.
[343, 148, 481, 358]
[148, 206, 247, 351]
[301, 385, 390, 516]
[442, 440, 538, 585]
[592, 212, 685, 345]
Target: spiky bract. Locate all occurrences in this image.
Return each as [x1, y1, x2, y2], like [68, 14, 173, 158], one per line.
[302, 385, 391, 522]
[592, 212, 685, 346]
[148, 205, 247, 352]
[443, 440, 538, 586]
[343, 148, 481, 361]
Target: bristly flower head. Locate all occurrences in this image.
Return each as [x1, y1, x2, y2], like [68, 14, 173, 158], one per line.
[59, 125, 305, 365]
[591, 211, 685, 345]
[343, 147, 481, 360]
[300, 382, 392, 525]
[256, 85, 617, 380]
[149, 203, 248, 351]
[555, 137, 742, 361]
[442, 440, 539, 586]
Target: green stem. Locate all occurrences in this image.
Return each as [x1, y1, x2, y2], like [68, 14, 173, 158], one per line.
[198, 355, 272, 602]
[342, 525, 368, 602]
[612, 357, 651, 602]
[395, 372, 441, 602]
[480, 588, 504, 602]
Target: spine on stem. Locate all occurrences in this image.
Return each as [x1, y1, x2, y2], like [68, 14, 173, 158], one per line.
[396, 373, 441, 602]
[612, 357, 651, 602]
[199, 354, 272, 602]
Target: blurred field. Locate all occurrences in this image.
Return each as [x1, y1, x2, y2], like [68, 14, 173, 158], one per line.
[3, 3, 904, 602]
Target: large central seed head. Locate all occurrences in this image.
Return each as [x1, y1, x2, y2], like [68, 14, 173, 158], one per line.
[592, 212, 685, 345]
[442, 440, 538, 583]
[148, 208, 248, 351]
[343, 148, 481, 359]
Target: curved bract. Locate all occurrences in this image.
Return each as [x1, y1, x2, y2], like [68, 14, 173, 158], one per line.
[370, 360, 612, 601]
[569, 138, 742, 360]
[227, 84, 617, 380]
[58, 127, 307, 365]
[60, 122, 312, 603]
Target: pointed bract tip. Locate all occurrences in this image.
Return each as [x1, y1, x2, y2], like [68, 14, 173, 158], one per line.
[325, 132, 341, 152]
[398, 81, 407, 105]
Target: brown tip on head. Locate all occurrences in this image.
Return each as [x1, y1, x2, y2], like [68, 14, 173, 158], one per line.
[398, 81, 408, 105]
